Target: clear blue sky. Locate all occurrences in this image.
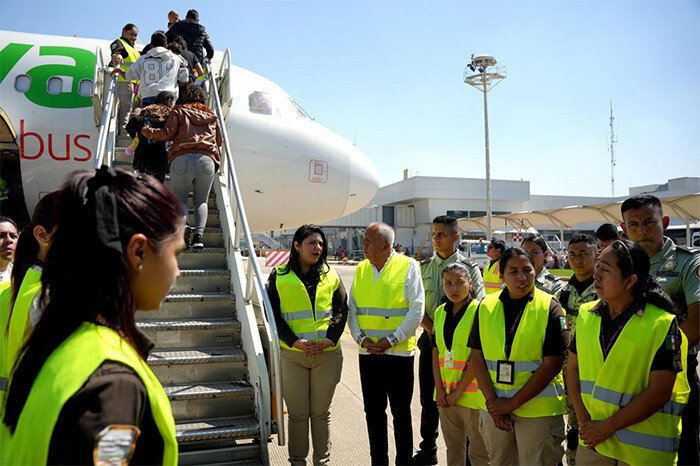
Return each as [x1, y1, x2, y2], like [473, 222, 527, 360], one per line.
[2, 0, 698, 197]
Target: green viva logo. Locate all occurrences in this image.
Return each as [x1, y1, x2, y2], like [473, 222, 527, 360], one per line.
[0, 42, 95, 109]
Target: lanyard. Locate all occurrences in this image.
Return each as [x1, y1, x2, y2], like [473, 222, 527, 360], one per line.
[504, 304, 527, 361]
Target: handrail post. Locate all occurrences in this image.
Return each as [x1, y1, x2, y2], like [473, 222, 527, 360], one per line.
[94, 74, 118, 169]
[205, 58, 285, 446]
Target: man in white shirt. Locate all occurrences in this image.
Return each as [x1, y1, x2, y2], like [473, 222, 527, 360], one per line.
[348, 223, 424, 465]
[112, 30, 188, 106]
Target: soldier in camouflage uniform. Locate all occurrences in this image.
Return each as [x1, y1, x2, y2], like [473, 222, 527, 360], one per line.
[559, 233, 599, 465]
[522, 234, 565, 297]
[413, 215, 485, 465]
[622, 195, 700, 466]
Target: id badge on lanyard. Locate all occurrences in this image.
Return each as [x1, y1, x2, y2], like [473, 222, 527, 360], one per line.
[497, 360, 515, 385]
[444, 350, 455, 369]
[497, 306, 525, 385]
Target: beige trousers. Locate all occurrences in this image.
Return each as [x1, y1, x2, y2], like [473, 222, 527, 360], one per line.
[576, 446, 630, 465]
[282, 347, 343, 466]
[479, 409, 565, 465]
[115, 80, 134, 135]
[439, 405, 489, 466]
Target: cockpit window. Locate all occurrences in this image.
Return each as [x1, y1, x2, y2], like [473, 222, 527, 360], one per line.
[289, 98, 310, 119]
[249, 91, 272, 115]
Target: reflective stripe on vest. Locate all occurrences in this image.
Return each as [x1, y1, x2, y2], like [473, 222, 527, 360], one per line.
[352, 254, 416, 355]
[434, 301, 484, 409]
[478, 289, 565, 417]
[0, 323, 178, 465]
[117, 38, 141, 83]
[576, 301, 689, 465]
[276, 266, 340, 351]
[483, 261, 503, 294]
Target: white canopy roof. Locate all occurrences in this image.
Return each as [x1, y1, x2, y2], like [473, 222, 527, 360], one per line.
[458, 193, 700, 232]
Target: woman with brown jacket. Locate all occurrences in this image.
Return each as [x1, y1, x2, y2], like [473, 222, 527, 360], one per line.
[142, 83, 222, 249]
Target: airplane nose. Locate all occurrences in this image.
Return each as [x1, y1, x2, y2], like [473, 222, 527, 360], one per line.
[343, 145, 380, 216]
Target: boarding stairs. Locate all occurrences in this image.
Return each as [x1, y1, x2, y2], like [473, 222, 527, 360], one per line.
[251, 233, 284, 251]
[90, 49, 284, 464]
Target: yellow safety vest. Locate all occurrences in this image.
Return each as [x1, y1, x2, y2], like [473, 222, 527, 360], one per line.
[434, 301, 483, 409]
[0, 280, 12, 404]
[275, 265, 340, 351]
[576, 301, 689, 465]
[483, 260, 503, 294]
[478, 289, 565, 417]
[352, 254, 416, 355]
[0, 322, 177, 465]
[6, 267, 42, 370]
[117, 38, 141, 83]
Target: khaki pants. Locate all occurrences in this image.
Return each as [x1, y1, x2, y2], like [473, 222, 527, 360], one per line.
[116, 80, 134, 135]
[576, 446, 629, 465]
[282, 347, 343, 466]
[479, 410, 565, 465]
[439, 405, 489, 466]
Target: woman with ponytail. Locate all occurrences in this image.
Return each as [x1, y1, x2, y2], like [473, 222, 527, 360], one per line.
[1, 167, 184, 465]
[568, 239, 689, 465]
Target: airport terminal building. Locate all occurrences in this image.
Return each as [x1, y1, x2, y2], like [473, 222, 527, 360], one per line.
[303, 176, 700, 258]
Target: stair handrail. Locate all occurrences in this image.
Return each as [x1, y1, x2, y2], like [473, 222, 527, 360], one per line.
[204, 57, 285, 446]
[93, 58, 118, 169]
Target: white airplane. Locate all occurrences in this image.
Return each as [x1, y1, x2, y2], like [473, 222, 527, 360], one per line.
[0, 30, 380, 232]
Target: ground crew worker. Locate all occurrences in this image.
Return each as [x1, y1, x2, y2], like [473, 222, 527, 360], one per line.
[0, 216, 18, 283]
[432, 262, 489, 466]
[595, 223, 619, 252]
[558, 233, 599, 465]
[522, 234, 565, 297]
[567, 239, 688, 465]
[483, 239, 506, 294]
[348, 222, 424, 465]
[469, 247, 569, 465]
[110, 24, 140, 135]
[1, 168, 182, 464]
[621, 194, 700, 465]
[415, 215, 485, 465]
[1, 191, 59, 405]
[266, 224, 347, 466]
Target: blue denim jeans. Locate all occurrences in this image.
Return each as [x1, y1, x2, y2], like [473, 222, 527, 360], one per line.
[169, 154, 215, 235]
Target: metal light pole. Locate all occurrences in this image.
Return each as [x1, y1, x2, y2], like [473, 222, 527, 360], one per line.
[465, 54, 505, 240]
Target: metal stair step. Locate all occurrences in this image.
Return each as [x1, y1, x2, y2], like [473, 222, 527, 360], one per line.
[172, 269, 231, 293]
[165, 381, 253, 401]
[148, 347, 247, 384]
[176, 415, 260, 443]
[166, 381, 255, 419]
[137, 318, 241, 349]
[149, 347, 246, 366]
[178, 444, 260, 465]
[158, 292, 234, 319]
[178, 248, 227, 269]
[139, 292, 235, 320]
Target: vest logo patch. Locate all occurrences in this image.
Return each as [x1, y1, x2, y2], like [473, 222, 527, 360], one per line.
[94, 425, 140, 465]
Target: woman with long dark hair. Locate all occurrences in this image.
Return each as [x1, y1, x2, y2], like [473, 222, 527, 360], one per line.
[469, 247, 569, 465]
[142, 83, 222, 249]
[266, 225, 348, 466]
[568, 239, 688, 465]
[1, 167, 184, 465]
[0, 191, 60, 403]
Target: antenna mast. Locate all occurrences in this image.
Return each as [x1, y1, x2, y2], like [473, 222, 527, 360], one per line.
[609, 101, 618, 197]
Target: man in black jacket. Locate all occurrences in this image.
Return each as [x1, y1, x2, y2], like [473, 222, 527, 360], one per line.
[166, 9, 214, 64]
